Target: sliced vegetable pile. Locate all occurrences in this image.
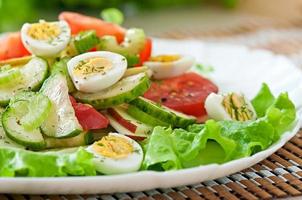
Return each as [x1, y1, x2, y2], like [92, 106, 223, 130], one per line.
[0, 10, 297, 177]
[143, 84, 296, 170]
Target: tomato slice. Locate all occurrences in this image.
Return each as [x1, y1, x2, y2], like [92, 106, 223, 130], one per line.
[89, 47, 97, 52]
[107, 108, 137, 133]
[144, 72, 218, 117]
[59, 12, 125, 43]
[0, 32, 30, 61]
[136, 38, 152, 66]
[69, 95, 77, 106]
[69, 96, 109, 131]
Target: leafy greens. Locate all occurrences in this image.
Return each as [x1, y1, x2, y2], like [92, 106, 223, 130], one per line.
[0, 147, 96, 177]
[142, 84, 296, 171]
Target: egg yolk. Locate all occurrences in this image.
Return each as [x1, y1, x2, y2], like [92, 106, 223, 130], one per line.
[150, 55, 181, 63]
[92, 135, 134, 159]
[28, 21, 60, 40]
[73, 57, 113, 76]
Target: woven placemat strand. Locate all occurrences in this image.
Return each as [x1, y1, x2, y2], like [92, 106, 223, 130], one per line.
[1, 19, 302, 200]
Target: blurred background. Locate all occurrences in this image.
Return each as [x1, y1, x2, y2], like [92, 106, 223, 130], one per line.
[1, 0, 302, 66]
[0, 0, 301, 35]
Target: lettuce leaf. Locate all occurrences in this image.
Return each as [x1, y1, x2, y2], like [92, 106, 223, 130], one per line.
[173, 121, 236, 166]
[142, 84, 297, 171]
[219, 119, 274, 158]
[0, 147, 96, 177]
[142, 127, 181, 171]
[175, 119, 275, 167]
[252, 83, 275, 117]
[265, 93, 296, 141]
[252, 84, 296, 140]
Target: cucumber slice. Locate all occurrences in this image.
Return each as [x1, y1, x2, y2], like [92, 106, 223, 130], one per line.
[60, 31, 100, 58]
[11, 92, 52, 131]
[90, 126, 115, 141]
[105, 114, 148, 140]
[0, 57, 48, 106]
[0, 56, 32, 67]
[107, 106, 153, 136]
[124, 54, 140, 67]
[19, 57, 49, 90]
[98, 28, 145, 55]
[129, 97, 196, 128]
[1, 91, 51, 149]
[0, 107, 24, 149]
[123, 66, 149, 78]
[2, 101, 45, 150]
[41, 73, 82, 138]
[74, 31, 100, 54]
[0, 65, 13, 71]
[127, 104, 169, 127]
[73, 72, 150, 109]
[0, 68, 22, 87]
[97, 28, 145, 66]
[60, 41, 78, 58]
[45, 131, 93, 149]
[50, 58, 76, 92]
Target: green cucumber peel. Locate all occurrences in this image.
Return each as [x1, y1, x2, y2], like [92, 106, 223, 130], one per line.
[97, 28, 146, 66]
[129, 97, 196, 128]
[127, 104, 170, 127]
[2, 99, 46, 150]
[45, 131, 93, 149]
[74, 31, 100, 54]
[73, 72, 150, 109]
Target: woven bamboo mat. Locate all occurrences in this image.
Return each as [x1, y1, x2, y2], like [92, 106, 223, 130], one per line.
[1, 19, 302, 200]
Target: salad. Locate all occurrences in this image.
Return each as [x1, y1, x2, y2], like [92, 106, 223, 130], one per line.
[0, 11, 297, 177]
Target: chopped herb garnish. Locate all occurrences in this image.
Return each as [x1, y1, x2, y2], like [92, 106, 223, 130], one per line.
[133, 149, 141, 154]
[195, 63, 214, 74]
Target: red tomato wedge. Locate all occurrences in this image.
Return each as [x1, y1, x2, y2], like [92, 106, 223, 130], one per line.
[59, 12, 125, 43]
[137, 38, 152, 66]
[107, 108, 137, 133]
[144, 72, 218, 117]
[0, 32, 30, 61]
[69, 96, 77, 106]
[69, 96, 109, 131]
[89, 47, 97, 52]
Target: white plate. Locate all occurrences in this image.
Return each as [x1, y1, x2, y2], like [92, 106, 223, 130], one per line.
[0, 39, 302, 194]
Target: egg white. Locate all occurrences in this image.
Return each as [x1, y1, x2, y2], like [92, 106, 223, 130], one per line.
[87, 133, 143, 175]
[205, 93, 257, 121]
[21, 20, 71, 57]
[205, 93, 232, 121]
[144, 55, 195, 79]
[67, 51, 127, 93]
